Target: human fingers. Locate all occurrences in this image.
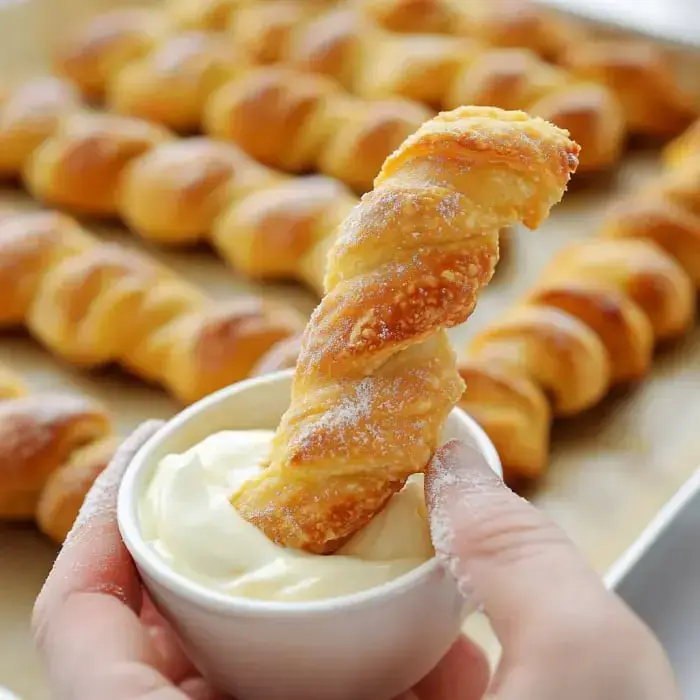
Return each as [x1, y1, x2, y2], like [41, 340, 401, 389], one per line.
[425, 440, 678, 699]
[413, 635, 491, 700]
[32, 421, 195, 698]
[425, 439, 609, 645]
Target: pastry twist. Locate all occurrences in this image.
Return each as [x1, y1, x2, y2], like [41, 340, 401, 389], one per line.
[81, 26, 435, 192]
[602, 156, 700, 286]
[460, 134, 700, 479]
[51, 3, 623, 172]
[353, 0, 584, 61]
[0, 208, 304, 404]
[203, 65, 434, 191]
[559, 40, 697, 138]
[237, 6, 624, 172]
[0, 362, 114, 534]
[52, 1, 334, 97]
[0, 79, 359, 293]
[231, 106, 579, 553]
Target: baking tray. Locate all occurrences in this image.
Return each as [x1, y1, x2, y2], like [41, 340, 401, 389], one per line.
[607, 466, 700, 698]
[1, 0, 700, 697]
[535, 0, 700, 49]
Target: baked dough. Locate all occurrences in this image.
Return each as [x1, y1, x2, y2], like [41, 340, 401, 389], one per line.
[231, 106, 579, 552]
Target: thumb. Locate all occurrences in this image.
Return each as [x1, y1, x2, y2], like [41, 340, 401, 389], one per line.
[425, 439, 609, 648]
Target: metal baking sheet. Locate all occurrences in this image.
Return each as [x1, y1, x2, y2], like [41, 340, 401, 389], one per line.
[607, 467, 700, 697]
[535, 0, 700, 48]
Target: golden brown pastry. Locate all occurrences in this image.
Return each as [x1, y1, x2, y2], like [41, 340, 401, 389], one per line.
[0, 393, 111, 520]
[457, 358, 551, 480]
[0, 209, 305, 404]
[53, 8, 169, 101]
[35, 435, 120, 543]
[165, 0, 238, 31]
[461, 209, 697, 483]
[469, 305, 612, 417]
[560, 40, 697, 138]
[355, 0, 585, 61]
[107, 31, 242, 132]
[204, 65, 434, 192]
[286, 9, 626, 170]
[226, 5, 625, 172]
[228, 0, 330, 65]
[119, 137, 281, 243]
[602, 196, 700, 287]
[443, 48, 626, 172]
[0, 77, 82, 178]
[540, 239, 696, 343]
[212, 175, 357, 291]
[24, 112, 173, 217]
[231, 106, 579, 553]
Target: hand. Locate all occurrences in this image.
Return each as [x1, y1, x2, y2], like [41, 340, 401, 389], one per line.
[33, 422, 223, 700]
[411, 440, 680, 700]
[32, 424, 486, 700]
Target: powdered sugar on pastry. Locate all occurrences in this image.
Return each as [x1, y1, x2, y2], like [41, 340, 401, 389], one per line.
[232, 106, 579, 554]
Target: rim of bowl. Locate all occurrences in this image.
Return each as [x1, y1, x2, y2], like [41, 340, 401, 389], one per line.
[118, 369, 502, 618]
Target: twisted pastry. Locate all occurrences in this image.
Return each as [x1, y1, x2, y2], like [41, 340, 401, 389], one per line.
[52, 1, 335, 96]
[231, 106, 579, 553]
[0, 79, 360, 293]
[559, 40, 697, 137]
[25, 111, 173, 217]
[51, 2, 623, 172]
[0, 363, 113, 524]
[602, 158, 700, 287]
[0, 77, 81, 178]
[107, 31, 241, 133]
[203, 65, 433, 191]
[53, 8, 170, 101]
[0, 208, 304, 404]
[353, 0, 584, 61]
[239, 6, 623, 172]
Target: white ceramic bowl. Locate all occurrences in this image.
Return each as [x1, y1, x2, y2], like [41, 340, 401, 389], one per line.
[118, 369, 502, 700]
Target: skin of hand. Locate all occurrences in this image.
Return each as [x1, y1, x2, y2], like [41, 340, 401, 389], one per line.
[32, 426, 679, 700]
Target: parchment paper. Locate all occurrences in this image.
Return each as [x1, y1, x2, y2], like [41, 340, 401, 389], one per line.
[1, 1, 700, 697]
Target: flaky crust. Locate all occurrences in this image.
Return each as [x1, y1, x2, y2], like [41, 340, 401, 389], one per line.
[458, 358, 550, 480]
[0, 77, 81, 178]
[560, 40, 697, 138]
[53, 8, 168, 100]
[232, 106, 579, 552]
[459, 151, 698, 483]
[107, 32, 241, 132]
[24, 112, 173, 217]
[35, 436, 120, 543]
[0, 208, 304, 404]
[232, 5, 624, 171]
[0, 393, 111, 520]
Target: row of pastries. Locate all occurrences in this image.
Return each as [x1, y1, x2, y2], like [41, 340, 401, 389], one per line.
[0, 0, 698, 546]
